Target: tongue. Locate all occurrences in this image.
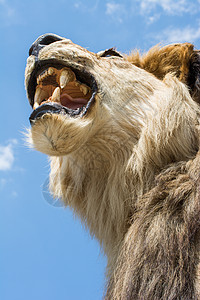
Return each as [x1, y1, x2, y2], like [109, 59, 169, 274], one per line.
[60, 93, 88, 110]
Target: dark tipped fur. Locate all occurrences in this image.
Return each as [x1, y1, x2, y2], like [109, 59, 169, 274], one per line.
[188, 51, 200, 103]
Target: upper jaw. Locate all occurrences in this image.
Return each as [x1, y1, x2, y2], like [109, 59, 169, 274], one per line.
[26, 58, 98, 122]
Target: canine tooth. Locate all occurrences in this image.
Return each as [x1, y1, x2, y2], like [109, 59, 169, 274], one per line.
[80, 84, 88, 96]
[33, 102, 40, 110]
[51, 87, 60, 102]
[34, 86, 48, 105]
[34, 86, 44, 103]
[60, 69, 74, 89]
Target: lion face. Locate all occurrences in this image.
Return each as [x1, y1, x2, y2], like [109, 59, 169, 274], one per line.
[25, 33, 162, 156]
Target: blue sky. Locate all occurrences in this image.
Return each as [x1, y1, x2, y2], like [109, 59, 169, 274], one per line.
[1, 1, 200, 299]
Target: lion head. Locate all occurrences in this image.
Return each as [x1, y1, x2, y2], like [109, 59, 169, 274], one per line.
[25, 34, 164, 157]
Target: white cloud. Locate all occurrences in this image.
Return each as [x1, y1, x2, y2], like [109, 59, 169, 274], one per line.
[138, 0, 197, 15]
[106, 2, 122, 15]
[157, 25, 200, 43]
[106, 2, 126, 23]
[0, 139, 17, 171]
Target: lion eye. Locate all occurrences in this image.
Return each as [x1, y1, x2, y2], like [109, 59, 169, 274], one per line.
[97, 48, 123, 58]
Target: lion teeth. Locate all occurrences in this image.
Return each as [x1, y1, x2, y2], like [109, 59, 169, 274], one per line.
[48, 67, 54, 75]
[33, 102, 40, 110]
[60, 69, 74, 89]
[34, 86, 48, 106]
[40, 70, 48, 81]
[37, 67, 54, 84]
[80, 84, 88, 95]
[51, 87, 61, 102]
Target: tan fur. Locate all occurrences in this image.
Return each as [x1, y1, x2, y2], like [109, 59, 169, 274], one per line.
[25, 37, 200, 299]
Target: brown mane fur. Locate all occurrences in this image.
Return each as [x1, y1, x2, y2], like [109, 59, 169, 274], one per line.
[127, 43, 200, 103]
[127, 43, 194, 82]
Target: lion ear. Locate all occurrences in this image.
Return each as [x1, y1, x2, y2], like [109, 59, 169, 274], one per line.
[188, 51, 200, 104]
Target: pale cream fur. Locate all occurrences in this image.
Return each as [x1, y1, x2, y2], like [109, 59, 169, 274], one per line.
[25, 38, 200, 280]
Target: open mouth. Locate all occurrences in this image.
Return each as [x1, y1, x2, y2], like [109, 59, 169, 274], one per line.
[28, 60, 97, 123]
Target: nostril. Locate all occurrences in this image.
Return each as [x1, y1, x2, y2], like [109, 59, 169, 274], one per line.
[29, 33, 63, 57]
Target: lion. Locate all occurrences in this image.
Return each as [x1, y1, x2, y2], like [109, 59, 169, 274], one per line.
[25, 34, 200, 299]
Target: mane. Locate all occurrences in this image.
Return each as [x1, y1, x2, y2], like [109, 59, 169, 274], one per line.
[127, 43, 194, 82]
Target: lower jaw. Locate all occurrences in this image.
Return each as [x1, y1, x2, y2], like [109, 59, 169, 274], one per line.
[30, 108, 96, 156]
[29, 102, 84, 125]
[29, 90, 96, 125]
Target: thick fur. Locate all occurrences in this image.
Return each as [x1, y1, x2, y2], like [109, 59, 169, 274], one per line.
[106, 153, 200, 299]
[128, 43, 200, 103]
[25, 37, 200, 299]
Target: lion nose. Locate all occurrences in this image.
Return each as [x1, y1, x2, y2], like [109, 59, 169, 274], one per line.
[29, 33, 63, 57]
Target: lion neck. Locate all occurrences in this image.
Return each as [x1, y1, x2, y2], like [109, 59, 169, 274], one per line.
[49, 120, 135, 272]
